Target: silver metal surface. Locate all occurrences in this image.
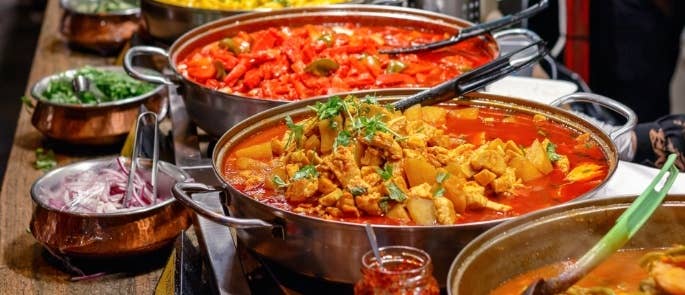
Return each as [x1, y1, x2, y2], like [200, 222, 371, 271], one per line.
[170, 89, 620, 285]
[127, 5, 500, 137]
[447, 195, 685, 295]
[550, 92, 638, 142]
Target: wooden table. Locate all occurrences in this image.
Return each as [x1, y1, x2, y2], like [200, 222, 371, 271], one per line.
[0, 0, 163, 293]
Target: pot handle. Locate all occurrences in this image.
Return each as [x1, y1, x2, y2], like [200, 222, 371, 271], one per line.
[550, 92, 638, 141]
[123, 46, 175, 85]
[172, 182, 274, 229]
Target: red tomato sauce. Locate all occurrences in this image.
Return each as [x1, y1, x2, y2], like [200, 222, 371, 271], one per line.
[221, 105, 609, 225]
[178, 24, 496, 100]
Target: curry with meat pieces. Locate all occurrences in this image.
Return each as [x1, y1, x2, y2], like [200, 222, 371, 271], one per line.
[222, 96, 609, 225]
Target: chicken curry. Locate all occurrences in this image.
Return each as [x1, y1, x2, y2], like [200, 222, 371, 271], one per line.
[490, 246, 685, 295]
[221, 96, 609, 225]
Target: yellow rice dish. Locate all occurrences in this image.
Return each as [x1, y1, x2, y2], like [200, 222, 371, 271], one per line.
[153, 0, 348, 10]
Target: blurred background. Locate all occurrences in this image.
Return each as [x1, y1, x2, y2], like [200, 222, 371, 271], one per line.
[0, 0, 684, 182]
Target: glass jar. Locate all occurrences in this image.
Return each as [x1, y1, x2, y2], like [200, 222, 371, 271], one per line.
[354, 246, 440, 295]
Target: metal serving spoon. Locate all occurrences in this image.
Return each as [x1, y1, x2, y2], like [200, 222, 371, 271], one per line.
[72, 75, 105, 104]
[522, 153, 680, 295]
[392, 40, 548, 111]
[380, 0, 548, 55]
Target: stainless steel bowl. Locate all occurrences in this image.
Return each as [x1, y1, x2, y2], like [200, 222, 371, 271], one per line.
[30, 157, 192, 257]
[30, 66, 166, 145]
[447, 195, 685, 294]
[125, 5, 504, 137]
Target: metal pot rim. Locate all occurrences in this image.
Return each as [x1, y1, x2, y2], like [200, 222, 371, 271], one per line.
[446, 194, 685, 294]
[60, 0, 141, 16]
[30, 156, 190, 217]
[144, 0, 366, 14]
[163, 5, 495, 103]
[31, 65, 164, 109]
[209, 90, 619, 229]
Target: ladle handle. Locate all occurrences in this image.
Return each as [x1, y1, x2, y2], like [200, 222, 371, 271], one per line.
[550, 93, 637, 142]
[172, 182, 274, 229]
[393, 40, 548, 111]
[547, 153, 680, 293]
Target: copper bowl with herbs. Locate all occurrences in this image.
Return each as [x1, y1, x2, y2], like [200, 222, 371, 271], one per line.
[29, 65, 165, 145]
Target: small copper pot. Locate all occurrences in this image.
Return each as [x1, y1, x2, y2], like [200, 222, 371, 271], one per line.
[30, 157, 192, 257]
[30, 66, 166, 145]
[60, 0, 141, 55]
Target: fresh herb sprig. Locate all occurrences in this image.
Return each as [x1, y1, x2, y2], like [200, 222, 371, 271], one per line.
[34, 148, 57, 171]
[284, 115, 304, 149]
[292, 165, 319, 180]
[546, 142, 561, 162]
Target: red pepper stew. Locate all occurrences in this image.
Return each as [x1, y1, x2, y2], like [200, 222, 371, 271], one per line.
[178, 24, 495, 100]
[221, 102, 609, 226]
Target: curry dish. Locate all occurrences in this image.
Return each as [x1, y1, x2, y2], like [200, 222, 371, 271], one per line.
[491, 246, 685, 295]
[222, 96, 609, 225]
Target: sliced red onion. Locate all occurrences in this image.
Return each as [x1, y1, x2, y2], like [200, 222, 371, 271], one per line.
[39, 157, 170, 213]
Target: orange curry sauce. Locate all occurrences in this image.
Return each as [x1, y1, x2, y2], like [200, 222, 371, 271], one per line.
[221, 105, 609, 225]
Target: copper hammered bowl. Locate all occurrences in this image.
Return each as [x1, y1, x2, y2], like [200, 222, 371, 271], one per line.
[30, 158, 192, 257]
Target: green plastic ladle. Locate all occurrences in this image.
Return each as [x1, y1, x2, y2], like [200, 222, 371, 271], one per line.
[523, 153, 680, 295]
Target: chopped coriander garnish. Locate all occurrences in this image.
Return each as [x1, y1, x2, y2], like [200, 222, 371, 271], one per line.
[333, 130, 352, 150]
[377, 163, 393, 181]
[546, 142, 561, 162]
[34, 148, 57, 171]
[433, 186, 445, 198]
[284, 115, 304, 149]
[436, 171, 449, 184]
[385, 182, 406, 202]
[272, 175, 288, 188]
[292, 165, 318, 180]
[349, 186, 367, 196]
[309, 96, 344, 120]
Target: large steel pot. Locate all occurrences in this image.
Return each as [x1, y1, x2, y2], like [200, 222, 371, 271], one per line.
[140, 0, 405, 43]
[447, 195, 685, 294]
[124, 5, 523, 138]
[171, 89, 634, 285]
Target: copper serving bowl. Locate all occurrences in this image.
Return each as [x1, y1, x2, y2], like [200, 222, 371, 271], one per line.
[30, 157, 192, 257]
[30, 66, 166, 145]
[60, 0, 141, 55]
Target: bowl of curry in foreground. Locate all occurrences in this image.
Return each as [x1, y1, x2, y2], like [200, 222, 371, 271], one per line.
[172, 90, 625, 284]
[447, 195, 685, 295]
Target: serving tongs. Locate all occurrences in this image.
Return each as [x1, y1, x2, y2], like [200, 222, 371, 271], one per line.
[123, 111, 160, 208]
[393, 40, 548, 111]
[380, 0, 548, 55]
[522, 153, 680, 295]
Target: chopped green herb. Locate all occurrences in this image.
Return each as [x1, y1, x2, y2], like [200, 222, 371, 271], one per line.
[433, 186, 445, 198]
[436, 171, 449, 184]
[41, 66, 155, 105]
[333, 130, 352, 150]
[349, 186, 367, 196]
[272, 175, 288, 188]
[34, 148, 56, 171]
[546, 142, 561, 162]
[20, 95, 34, 108]
[362, 95, 378, 105]
[353, 114, 405, 141]
[379, 198, 390, 213]
[385, 181, 406, 202]
[309, 96, 344, 120]
[284, 115, 304, 149]
[377, 163, 393, 181]
[292, 165, 318, 180]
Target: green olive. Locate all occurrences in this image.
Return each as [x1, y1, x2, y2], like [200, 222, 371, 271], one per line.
[305, 58, 340, 77]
